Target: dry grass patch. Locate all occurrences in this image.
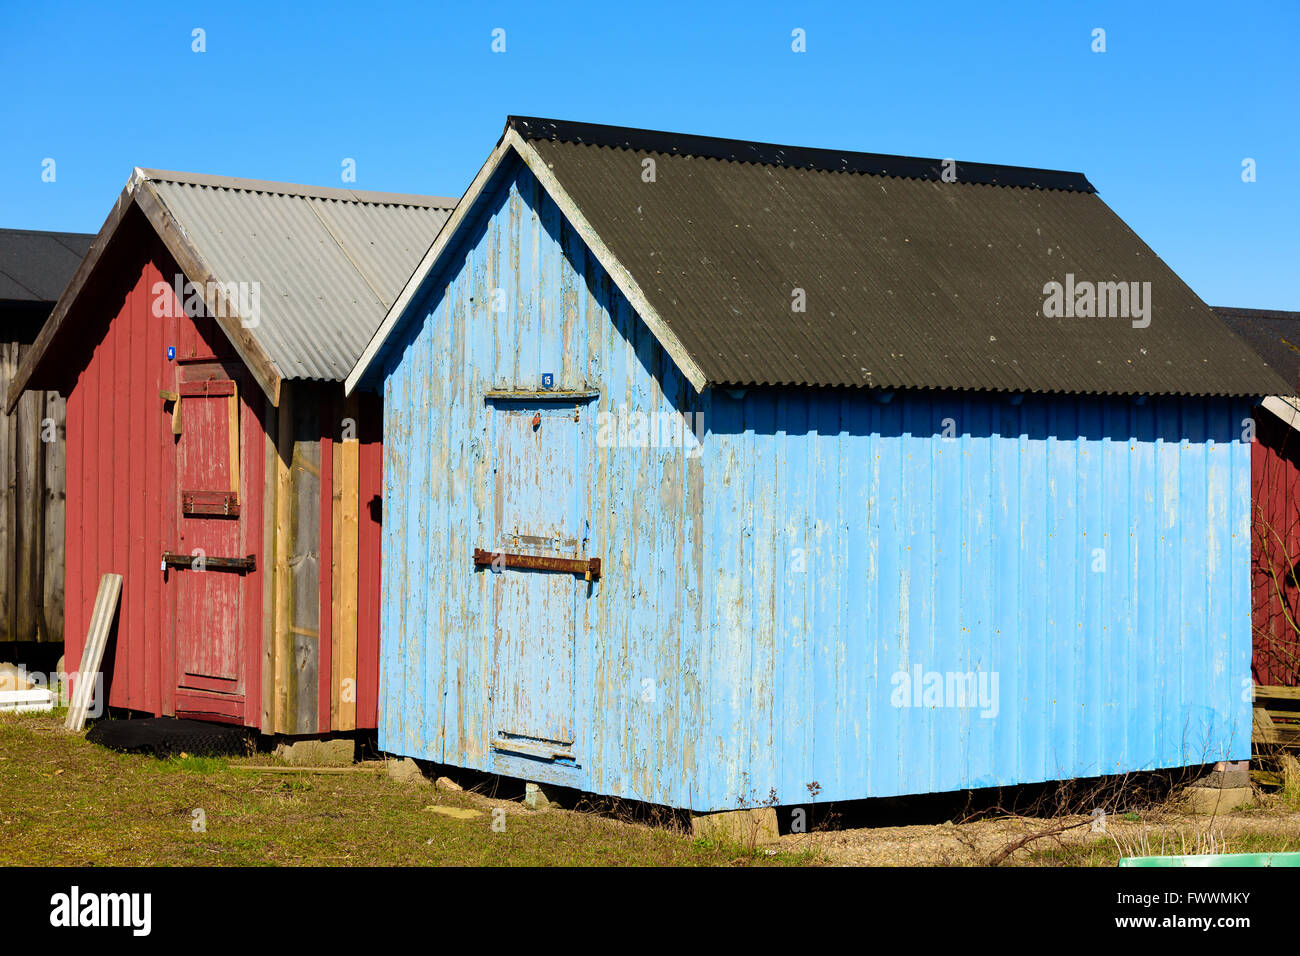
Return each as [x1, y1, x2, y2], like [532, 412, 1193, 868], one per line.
[0, 713, 813, 867]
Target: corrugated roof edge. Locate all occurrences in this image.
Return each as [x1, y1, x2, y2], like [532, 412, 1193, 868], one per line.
[695, 381, 1279, 398]
[347, 118, 1274, 399]
[1213, 305, 1300, 322]
[139, 168, 459, 209]
[13, 166, 460, 412]
[506, 116, 1097, 193]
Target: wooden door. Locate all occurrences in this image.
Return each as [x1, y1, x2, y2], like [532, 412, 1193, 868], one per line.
[487, 399, 592, 762]
[166, 370, 253, 719]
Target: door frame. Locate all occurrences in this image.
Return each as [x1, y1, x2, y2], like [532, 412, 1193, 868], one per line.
[164, 359, 266, 726]
[483, 391, 598, 766]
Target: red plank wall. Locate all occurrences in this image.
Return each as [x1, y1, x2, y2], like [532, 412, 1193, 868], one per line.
[64, 214, 176, 715]
[62, 210, 265, 723]
[312, 389, 382, 732]
[1252, 408, 1300, 687]
[58, 206, 380, 731]
[357, 393, 382, 729]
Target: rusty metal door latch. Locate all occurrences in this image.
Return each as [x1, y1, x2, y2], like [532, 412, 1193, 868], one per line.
[181, 490, 240, 516]
[473, 548, 601, 581]
[161, 552, 256, 573]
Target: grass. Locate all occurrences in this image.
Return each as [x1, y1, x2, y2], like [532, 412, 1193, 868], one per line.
[0, 713, 813, 867]
[12, 709, 1298, 867]
[1023, 824, 1300, 866]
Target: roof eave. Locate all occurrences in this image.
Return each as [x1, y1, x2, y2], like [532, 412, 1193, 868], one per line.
[346, 133, 520, 394]
[6, 169, 286, 413]
[345, 128, 709, 395]
[1261, 395, 1300, 433]
[5, 171, 144, 413]
[138, 168, 458, 208]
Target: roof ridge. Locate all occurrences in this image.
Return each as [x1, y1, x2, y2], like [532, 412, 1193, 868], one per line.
[0, 227, 96, 239]
[138, 168, 459, 209]
[507, 116, 1096, 193]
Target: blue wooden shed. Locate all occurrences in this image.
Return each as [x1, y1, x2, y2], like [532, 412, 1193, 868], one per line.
[348, 117, 1287, 812]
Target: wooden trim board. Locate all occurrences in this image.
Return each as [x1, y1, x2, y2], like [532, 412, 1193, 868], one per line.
[338, 401, 359, 731]
[65, 573, 123, 731]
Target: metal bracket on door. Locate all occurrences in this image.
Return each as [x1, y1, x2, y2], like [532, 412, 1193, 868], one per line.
[492, 733, 576, 761]
[473, 548, 601, 581]
[181, 490, 240, 516]
[161, 552, 256, 573]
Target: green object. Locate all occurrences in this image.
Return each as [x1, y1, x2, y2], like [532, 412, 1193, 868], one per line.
[1120, 852, 1300, 867]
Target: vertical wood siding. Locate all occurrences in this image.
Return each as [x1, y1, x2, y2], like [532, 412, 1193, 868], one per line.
[1250, 408, 1300, 686]
[61, 211, 269, 725]
[379, 158, 704, 797]
[379, 157, 1254, 810]
[356, 393, 383, 729]
[65, 214, 185, 716]
[263, 381, 382, 734]
[703, 390, 1253, 807]
[55, 210, 382, 733]
[0, 342, 64, 643]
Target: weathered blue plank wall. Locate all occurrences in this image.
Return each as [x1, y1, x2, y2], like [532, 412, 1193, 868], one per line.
[378, 155, 1254, 812]
[701, 390, 1253, 808]
[379, 156, 707, 804]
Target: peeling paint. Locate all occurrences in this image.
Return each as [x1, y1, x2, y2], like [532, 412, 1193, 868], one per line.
[376, 157, 1254, 812]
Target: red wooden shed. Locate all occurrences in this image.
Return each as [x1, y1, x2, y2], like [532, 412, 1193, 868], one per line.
[7, 168, 454, 733]
[1217, 307, 1300, 687]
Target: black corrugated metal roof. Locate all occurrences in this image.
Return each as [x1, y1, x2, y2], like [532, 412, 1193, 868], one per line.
[0, 227, 94, 304]
[510, 117, 1286, 397]
[509, 116, 1097, 192]
[1215, 307, 1300, 392]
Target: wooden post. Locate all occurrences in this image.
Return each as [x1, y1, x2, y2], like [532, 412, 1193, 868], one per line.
[330, 426, 343, 727]
[16, 382, 42, 641]
[1, 342, 17, 640]
[338, 393, 360, 731]
[260, 398, 277, 733]
[42, 389, 66, 642]
[272, 384, 294, 733]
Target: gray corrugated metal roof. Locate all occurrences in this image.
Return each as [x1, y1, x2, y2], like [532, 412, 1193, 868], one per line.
[145, 170, 456, 381]
[0, 227, 94, 304]
[1214, 307, 1300, 392]
[513, 118, 1286, 397]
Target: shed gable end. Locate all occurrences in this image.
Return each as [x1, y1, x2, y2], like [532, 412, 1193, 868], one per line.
[377, 157, 707, 801]
[383, 153, 698, 399]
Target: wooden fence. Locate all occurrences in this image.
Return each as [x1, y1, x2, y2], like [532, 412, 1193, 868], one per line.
[0, 342, 65, 643]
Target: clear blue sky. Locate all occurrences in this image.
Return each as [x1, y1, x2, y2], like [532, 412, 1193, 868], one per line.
[2, 0, 1296, 308]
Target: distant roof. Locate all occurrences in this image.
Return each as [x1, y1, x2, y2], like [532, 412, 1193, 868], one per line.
[351, 117, 1287, 398]
[0, 228, 94, 304]
[1214, 307, 1300, 393]
[9, 168, 457, 410]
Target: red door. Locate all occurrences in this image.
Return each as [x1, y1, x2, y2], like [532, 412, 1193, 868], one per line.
[165, 368, 255, 721]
